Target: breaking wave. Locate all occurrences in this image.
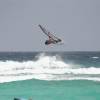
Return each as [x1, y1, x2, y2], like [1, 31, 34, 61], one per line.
[0, 53, 100, 83]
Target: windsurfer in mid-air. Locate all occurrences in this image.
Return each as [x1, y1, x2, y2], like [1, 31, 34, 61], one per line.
[38, 24, 62, 45]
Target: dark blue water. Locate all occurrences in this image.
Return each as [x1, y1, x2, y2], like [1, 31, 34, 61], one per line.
[0, 52, 100, 67]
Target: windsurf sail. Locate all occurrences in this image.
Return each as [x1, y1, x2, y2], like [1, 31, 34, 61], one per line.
[38, 24, 61, 41]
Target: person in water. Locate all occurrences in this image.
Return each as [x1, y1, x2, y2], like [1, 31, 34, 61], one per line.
[14, 98, 20, 100]
[14, 97, 32, 100]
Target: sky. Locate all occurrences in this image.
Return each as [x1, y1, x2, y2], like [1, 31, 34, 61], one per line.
[0, 0, 100, 52]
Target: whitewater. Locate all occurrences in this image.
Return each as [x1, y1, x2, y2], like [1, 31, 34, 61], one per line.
[0, 52, 100, 83]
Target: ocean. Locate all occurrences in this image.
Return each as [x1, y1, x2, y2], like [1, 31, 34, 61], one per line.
[0, 52, 100, 100]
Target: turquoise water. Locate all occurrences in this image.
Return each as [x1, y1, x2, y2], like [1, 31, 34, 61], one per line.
[0, 79, 100, 100]
[0, 52, 100, 100]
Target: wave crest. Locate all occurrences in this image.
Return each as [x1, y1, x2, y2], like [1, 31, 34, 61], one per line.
[0, 54, 100, 83]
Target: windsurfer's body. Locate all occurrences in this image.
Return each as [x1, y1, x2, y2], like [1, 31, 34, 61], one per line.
[45, 36, 61, 45]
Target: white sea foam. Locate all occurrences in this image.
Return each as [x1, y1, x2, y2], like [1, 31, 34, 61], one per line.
[91, 56, 99, 59]
[0, 54, 100, 83]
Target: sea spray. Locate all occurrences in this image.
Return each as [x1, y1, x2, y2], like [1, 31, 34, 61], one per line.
[0, 53, 100, 83]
